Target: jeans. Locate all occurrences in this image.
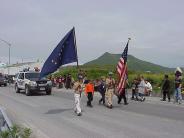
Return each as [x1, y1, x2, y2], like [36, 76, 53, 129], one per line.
[174, 88, 182, 101]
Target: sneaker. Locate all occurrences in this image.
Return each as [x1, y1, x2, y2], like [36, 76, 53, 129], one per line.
[160, 99, 166, 101]
[77, 113, 82, 116]
[107, 105, 113, 109]
[143, 97, 146, 101]
[124, 103, 129, 105]
[89, 105, 93, 108]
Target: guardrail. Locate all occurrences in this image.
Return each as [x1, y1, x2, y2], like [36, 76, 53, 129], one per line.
[0, 107, 12, 132]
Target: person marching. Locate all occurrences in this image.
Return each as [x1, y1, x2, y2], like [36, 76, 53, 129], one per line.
[105, 72, 115, 109]
[161, 75, 171, 102]
[85, 80, 94, 107]
[98, 76, 106, 105]
[117, 79, 129, 105]
[73, 78, 83, 116]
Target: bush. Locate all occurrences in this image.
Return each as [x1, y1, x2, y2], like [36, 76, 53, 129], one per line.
[0, 124, 32, 138]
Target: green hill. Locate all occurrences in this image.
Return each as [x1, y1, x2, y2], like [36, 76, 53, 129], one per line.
[84, 52, 173, 73]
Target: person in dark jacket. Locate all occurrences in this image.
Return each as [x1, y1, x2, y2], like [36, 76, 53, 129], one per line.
[161, 75, 170, 102]
[65, 74, 72, 89]
[98, 77, 106, 105]
[117, 88, 128, 105]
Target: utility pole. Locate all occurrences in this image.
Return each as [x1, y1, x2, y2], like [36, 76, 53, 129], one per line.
[0, 38, 11, 75]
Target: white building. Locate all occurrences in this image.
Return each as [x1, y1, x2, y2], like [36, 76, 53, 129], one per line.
[0, 61, 44, 75]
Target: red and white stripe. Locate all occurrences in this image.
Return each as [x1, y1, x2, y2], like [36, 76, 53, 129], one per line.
[117, 57, 127, 93]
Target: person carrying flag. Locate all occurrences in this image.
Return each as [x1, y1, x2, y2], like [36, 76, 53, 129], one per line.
[117, 79, 129, 105]
[116, 38, 130, 105]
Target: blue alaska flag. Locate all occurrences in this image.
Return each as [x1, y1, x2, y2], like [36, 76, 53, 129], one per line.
[40, 27, 78, 78]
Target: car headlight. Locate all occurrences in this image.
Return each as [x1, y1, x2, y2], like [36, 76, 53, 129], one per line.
[29, 81, 37, 86]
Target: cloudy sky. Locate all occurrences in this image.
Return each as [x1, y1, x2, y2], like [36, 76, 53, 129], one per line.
[0, 0, 184, 67]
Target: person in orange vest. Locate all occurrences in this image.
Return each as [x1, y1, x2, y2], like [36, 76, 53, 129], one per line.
[85, 80, 94, 107]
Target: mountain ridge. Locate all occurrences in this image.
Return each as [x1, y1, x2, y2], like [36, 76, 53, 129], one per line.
[84, 52, 173, 73]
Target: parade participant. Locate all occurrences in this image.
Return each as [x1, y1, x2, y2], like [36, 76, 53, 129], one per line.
[85, 80, 94, 107]
[73, 78, 83, 116]
[174, 67, 182, 104]
[105, 72, 115, 109]
[98, 76, 106, 105]
[145, 80, 152, 96]
[117, 79, 129, 105]
[117, 88, 128, 105]
[138, 76, 146, 102]
[161, 75, 170, 102]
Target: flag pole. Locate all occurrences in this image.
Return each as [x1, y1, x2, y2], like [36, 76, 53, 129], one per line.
[73, 27, 79, 69]
[127, 37, 131, 46]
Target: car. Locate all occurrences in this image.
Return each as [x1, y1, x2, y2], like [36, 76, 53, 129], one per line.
[14, 71, 52, 96]
[0, 75, 8, 87]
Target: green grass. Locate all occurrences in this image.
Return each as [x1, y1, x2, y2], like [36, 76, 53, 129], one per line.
[0, 124, 32, 138]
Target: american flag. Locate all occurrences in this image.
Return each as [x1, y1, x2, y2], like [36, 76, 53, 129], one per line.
[117, 40, 129, 93]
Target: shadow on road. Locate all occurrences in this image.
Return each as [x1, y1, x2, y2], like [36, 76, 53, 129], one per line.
[45, 108, 73, 114]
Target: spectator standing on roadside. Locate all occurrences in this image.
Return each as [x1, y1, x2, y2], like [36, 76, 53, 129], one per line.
[161, 75, 170, 102]
[174, 67, 182, 104]
[138, 76, 146, 102]
[145, 80, 152, 96]
[65, 74, 72, 89]
[131, 79, 139, 100]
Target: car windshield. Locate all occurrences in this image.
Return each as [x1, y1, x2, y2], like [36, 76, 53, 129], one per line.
[25, 73, 40, 79]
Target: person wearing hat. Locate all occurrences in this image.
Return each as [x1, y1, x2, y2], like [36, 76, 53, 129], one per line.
[174, 69, 182, 104]
[161, 75, 171, 102]
[73, 78, 83, 116]
[105, 72, 115, 108]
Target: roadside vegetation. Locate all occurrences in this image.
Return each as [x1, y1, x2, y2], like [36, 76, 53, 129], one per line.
[0, 124, 32, 138]
[50, 65, 184, 96]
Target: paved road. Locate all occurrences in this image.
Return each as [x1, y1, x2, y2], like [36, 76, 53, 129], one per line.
[0, 85, 184, 138]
